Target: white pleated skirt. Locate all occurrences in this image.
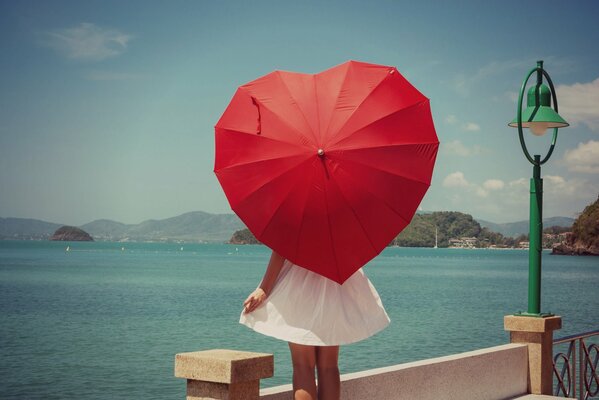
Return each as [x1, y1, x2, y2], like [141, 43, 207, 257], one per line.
[239, 260, 390, 346]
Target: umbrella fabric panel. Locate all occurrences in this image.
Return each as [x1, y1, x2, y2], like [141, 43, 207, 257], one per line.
[319, 62, 394, 143]
[241, 73, 318, 146]
[324, 64, 427, 148]
[214, 88, 261, 136]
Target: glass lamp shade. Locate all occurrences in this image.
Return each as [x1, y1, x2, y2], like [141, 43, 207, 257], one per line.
[509, 84, 569, 136]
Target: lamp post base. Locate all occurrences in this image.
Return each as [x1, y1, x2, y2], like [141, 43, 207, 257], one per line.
[513, 311, 554, 318]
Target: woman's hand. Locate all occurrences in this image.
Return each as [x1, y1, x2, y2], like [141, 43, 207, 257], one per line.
[243, 288, 267, 314]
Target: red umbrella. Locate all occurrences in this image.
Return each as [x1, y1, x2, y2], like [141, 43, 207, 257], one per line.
[215, 60, 439, 284]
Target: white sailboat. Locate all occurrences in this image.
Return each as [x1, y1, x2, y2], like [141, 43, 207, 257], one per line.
[434, 227, 438, 249]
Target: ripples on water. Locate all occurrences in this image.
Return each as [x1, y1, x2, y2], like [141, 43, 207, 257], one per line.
[0, 241, 597, 399]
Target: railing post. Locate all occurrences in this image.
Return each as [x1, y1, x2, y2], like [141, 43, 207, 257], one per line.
[505, 315, 562, 395]
[574, 338, 587, 399]
[175, 349, 273, 400]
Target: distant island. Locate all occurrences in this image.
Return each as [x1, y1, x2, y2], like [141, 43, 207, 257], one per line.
[228, 211, 577, 250]
[50, 226, 94, 241]
[230, 228, 261, 245]
[552, 195, 599, 256]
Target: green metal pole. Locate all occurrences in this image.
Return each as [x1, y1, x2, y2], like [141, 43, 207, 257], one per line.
[528, 155, 543, 315]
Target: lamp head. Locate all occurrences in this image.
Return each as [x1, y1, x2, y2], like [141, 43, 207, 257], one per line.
[509, 83, 569, 136]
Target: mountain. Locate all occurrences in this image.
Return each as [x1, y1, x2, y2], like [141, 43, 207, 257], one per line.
[477, 216, 574, 238]
[80, 219, 131, 238]
[1, 212, 244, 242]
[83, 211, 244, 242]
[0, 211, 577, 243]
[0, 217, 61, 240]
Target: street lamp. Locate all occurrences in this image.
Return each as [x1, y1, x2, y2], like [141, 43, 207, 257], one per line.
[508, 60, 569, 317]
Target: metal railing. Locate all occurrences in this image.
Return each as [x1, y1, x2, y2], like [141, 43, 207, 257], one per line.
[553, 329, 599, 399]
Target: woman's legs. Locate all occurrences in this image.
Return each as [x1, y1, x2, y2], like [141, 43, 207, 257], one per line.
[316, 346, 340, 400]
[288, 343, 340, 400]
[288, 342, 317, 400]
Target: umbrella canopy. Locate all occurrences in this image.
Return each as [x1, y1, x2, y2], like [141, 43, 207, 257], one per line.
[215, 60, 439, 284]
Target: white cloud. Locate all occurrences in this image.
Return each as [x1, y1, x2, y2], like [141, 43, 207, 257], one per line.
[443, 140, 482, 157]
[463, 122, 480, 132]
[563, 140, 599, 173]
[443, 172, 470, 188]
[475, 187, 488, 198]
[439, 170, 597, 222]
[557, 78, 599, 132]
[44, 23, 132, 61]
[483, 179, 505, 190]
[445, 115, 458, 125]
[443, 172, 502, 197]
[444, 115, 481, 132]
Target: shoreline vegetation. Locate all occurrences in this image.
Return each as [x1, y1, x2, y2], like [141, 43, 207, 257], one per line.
[1, 196, 596, 255]
[230, 196, 598, 255]
[228, 211, 572, 250]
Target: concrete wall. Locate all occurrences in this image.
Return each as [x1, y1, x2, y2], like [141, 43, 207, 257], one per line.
[260, 343, 529, 400]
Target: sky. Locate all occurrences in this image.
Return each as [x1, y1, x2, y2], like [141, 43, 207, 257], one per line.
[1, 0, 598, 226]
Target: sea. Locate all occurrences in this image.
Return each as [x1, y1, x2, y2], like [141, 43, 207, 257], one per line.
[0, 240, 597, 399]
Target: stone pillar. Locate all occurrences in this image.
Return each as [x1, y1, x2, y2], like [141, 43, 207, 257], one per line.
[504, 315, 562, 395]
[175, 349, 274, 400]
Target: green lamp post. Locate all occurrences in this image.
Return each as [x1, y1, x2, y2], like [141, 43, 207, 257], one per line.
[508, 60, 569, 317]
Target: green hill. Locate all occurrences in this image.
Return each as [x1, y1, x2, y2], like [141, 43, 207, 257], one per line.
[230, 211, 512, 248]
[553, 195, 599, 255]
[393, 211, 495, 248]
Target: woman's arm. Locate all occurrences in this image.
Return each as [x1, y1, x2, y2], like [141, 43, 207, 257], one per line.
[243, 251, 284, 314]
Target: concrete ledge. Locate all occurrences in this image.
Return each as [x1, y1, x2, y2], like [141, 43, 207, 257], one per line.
[504, 315, 562, 333]
[261, 343, 529, 400]
[175, 349, 273, 384]
[509, 395, 563, 399]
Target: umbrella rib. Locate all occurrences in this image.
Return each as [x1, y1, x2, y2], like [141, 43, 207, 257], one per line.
[328, 100, 430, 149]
[216, 126, 311, 151]
[322, 177, 341, 283]
[292, 171, 312, 262]
[313, 74, 322, 145]
[227, 156, 312, 207]
[322, 62, 352, 142]
[337, 158, 430, 224]
[218, 152, 309, 170]
[275, 71, 319, 144]
[327, 175, 379, 255]
[337, 147, 437, 186]
[338, 141, 439, 154]
[251, 158, 314, 239]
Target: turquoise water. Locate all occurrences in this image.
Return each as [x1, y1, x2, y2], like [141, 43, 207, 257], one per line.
[0, 241, 597, 399]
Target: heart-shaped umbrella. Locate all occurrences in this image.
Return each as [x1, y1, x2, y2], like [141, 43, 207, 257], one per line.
[215, 60, 439, 284]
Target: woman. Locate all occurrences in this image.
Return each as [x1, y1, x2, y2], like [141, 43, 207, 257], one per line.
[241, 251, 390, 400]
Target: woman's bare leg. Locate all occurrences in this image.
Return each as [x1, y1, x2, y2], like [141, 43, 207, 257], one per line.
[288, 342, 317, 400]
[316, 346, 340, 400]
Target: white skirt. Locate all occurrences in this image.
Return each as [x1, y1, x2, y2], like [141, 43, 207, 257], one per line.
[239, 260, 390, 346]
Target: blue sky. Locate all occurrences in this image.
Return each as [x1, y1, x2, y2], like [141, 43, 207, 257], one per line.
[1, 0, 598, 225]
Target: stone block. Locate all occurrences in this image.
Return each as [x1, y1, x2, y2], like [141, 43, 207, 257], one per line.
[175, 349, 273, 383]
[504, 315, 562, 333]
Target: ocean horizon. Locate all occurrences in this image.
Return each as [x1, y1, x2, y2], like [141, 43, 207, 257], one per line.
[1, 240, 597, 399]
